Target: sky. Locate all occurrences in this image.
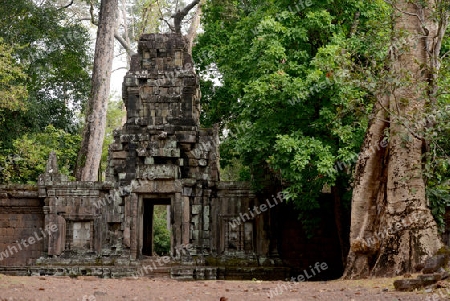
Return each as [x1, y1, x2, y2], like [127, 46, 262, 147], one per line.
[110, 57, 128, 99]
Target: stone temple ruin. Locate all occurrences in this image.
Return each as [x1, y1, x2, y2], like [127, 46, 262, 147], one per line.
[0, 33, 346, 280]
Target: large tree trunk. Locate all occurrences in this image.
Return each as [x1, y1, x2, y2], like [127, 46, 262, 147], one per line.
[185, 0, 204, 54]
[173, 0, 199, 35]
[75, 0, 118, 181]
[344, 0, 447, 278]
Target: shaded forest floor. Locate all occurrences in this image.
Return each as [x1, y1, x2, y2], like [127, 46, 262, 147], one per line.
[0, 274, 445, 300]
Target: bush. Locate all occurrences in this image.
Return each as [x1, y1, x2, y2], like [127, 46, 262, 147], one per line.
[0, 125, 80, 184]
[153, 206, 171, 255]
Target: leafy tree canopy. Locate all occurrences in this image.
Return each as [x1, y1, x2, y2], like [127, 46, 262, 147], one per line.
[0, 39, 28, 112]
[194, 0, 450, 228]
[0, 0, 91, 151]
[0, 125, 81, 184]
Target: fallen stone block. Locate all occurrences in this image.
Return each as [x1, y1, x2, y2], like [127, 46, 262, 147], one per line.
[393, 279, 423, 291]
[423, 255, 447, 274]
[418, 273, 442, 286]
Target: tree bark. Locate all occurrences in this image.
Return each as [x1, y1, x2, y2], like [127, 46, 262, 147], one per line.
[186, 0, 204, 54]
[172, 0, 199, 35]
[118, 0, 135, 63]
[344, 0, 447, 278]
[75, 0, 118, 181]
[86, 1, 136, 59]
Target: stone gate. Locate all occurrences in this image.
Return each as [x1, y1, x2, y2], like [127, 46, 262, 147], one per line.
[0, 33, 344, 280]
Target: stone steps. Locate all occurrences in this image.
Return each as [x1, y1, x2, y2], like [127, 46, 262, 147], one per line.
[170, 266, 217, 280]
[0, 266, 29, 276]
[216, 266, 290, 281]
[27, 265, 137, 278]
[136, 256, 179, 278]
[1, 264, 291, 281]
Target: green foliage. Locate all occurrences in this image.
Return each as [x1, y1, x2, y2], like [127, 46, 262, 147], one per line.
[194, 0, 391, 229]
[423, 103, 450, 232]
[0, 125, 81, 184]
[101, 97, 126, 179]
[0, 39, 28, 112]
[131, 0, 165, 36]
[153, 206, 171, 255]
[0, 0, 91, 151]
[421, 23, 450, 231]
[428, 186, 450, 232]
[220, 157, 251, 181]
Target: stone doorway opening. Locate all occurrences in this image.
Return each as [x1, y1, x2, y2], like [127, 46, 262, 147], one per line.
[142, 198, 171, 256]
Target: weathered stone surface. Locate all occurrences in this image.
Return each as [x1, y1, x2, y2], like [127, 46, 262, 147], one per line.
[394, 255, 450, 292]
[393, 279, 424, 291]
[139, 165, 179, 180]
[423, 255, 447, 274]
[0, 186, 45, 266]
[418, 273, 442, 286]
[45, 151, 59, 174]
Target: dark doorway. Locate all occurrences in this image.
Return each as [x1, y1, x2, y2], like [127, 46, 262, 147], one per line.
[142, 198, 171, 256]
[278, 194, 346, 280]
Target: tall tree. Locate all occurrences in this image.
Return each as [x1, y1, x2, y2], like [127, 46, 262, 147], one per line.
[344, 0, 448, 278]
[76, 0, 118, 181]
[185, 0, 204, 54]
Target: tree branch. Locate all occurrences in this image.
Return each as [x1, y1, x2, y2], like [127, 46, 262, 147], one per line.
[156, 0, 175, 32]
[60, 0, 74, 9]
[160, 17, 176, 32]
[429, 8, 449, 104]
[119, 0, 132, 66]
[172, 0, 200, 34]
[90, 1, 96, 25]
[114, 30, 136, 56]
[186, 0, 204, 54]
[87, 13, 136, 57]
[348, 11, 360, 38]
[112, 66, 127, 73]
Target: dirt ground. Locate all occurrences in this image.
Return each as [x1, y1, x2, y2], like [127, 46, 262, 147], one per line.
[0, 274, 446, 301]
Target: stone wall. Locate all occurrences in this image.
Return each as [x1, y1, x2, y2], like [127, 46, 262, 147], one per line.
[0, 185, 45, 266]
[37, 180, 121, 257]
